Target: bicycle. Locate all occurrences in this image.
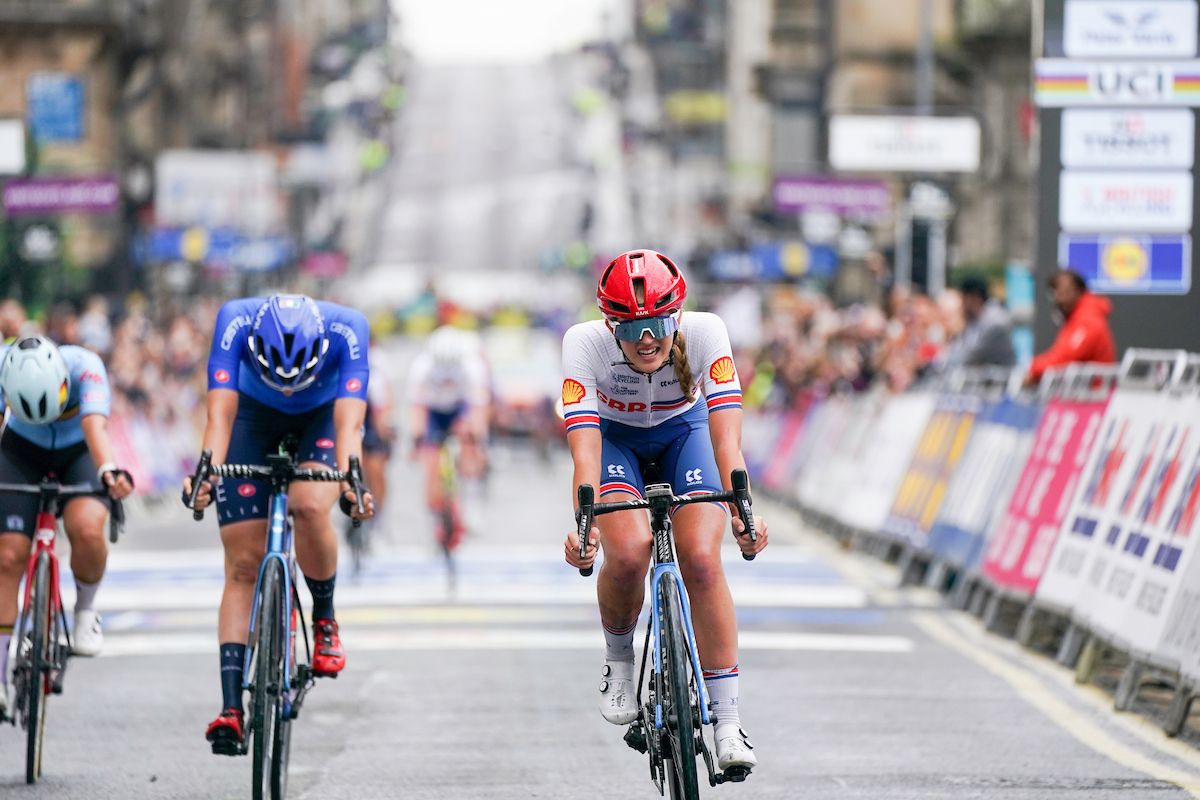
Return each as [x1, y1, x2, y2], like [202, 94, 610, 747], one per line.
[0, 479, 124, 784]
[575, 468, 757, 800]
[186, 444, 365, 800]
[435, 434, 462, 590]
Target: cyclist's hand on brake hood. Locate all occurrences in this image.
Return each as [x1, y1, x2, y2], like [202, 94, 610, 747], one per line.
[564, 527, 599, 570]
[732, 514, 769, 558]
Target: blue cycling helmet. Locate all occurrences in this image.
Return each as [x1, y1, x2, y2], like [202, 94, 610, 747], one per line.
[247, 294, 329, 392]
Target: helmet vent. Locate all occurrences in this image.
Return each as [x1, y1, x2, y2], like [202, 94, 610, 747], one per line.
[20, 397, 33, 420]
[38, 394, 47, 419]
[657, 253, 679, 277]
[283, 333, 295, 353]
[17, 338, 40, 350]
[607, 300, 630, 313]
[653, 292, 676, 310]
[600, 261, 616, 287]
[632, 278, 646, 308]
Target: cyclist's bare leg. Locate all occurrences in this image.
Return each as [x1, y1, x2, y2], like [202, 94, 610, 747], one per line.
[420, 446, 445, 511]
[61, 497, 109, 584]
[595, 502, 652, 630]
[289, 471, 340, 582]
[672, 502, 737, 669]
[0, 532, 31, 625]
[217, 520, 268, 642]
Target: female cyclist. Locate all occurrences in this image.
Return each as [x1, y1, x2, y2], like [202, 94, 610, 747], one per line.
[561, 249, 768, 772]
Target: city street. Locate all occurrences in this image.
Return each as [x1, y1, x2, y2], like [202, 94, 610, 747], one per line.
[2, 446, 1200, 798]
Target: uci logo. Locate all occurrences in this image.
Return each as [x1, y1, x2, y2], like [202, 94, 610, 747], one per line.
[685, 468, 703, 485]
[608, 464, 626, 477]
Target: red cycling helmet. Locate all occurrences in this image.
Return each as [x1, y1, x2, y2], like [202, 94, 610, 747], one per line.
[596, 249, 687, 319]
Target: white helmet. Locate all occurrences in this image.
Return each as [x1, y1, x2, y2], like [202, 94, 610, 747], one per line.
[1, 336, 71, 425]
[429, 326, 468, 366]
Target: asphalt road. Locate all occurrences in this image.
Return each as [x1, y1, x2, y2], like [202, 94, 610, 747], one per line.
[2, 444, 1200, 799]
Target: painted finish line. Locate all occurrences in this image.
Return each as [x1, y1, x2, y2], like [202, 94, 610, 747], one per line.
[99, 628, 915, 657]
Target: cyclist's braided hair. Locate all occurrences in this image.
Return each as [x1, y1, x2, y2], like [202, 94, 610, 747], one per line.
[671, 334, 697, 403]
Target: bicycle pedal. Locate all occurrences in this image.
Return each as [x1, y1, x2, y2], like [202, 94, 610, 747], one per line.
[717, 766, 752, 784]
[208, 732, 244, 758]
[623, 722, 648, 754]
[312, 670, 339, 680]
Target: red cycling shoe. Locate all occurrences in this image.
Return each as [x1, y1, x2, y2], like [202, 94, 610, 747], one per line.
[312, 618, 345, 677]
[206, 708, 245, 756]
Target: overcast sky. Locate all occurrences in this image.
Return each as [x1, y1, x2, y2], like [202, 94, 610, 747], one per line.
[394, 0, 624, 62]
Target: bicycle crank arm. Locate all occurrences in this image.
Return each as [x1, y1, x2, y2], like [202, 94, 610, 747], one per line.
[289, 664, 316, 720]
[623, 720, 648, 754]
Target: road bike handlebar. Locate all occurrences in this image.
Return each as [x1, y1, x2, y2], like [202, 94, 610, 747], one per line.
[183, 449, 367, 526]
[575, 468, 758, 577]
[0, 481, 126, 543]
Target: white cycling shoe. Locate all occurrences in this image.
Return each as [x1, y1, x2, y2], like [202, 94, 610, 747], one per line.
[72, 610, 103, 657]
[715, 727, 757, 772]
[598, 660, 639, 725]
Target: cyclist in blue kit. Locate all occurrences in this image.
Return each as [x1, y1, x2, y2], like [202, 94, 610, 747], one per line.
[184, 294, 374, 754]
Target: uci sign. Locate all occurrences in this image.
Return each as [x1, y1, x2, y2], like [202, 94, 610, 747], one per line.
[1035, 60, 1200, 106]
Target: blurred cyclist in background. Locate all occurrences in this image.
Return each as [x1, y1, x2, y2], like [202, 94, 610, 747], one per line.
[184, 293, 374, 755]
[0, 336, 134, 716]
[407, 325, 490, 548]
[0, 299, 27, 344]
[353, 333, 396, 546]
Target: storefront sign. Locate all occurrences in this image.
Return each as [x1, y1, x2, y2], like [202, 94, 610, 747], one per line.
[1059, 171, 1193, 232]
[1059, 234, 1192, 294]
[3, 176, 120, 216]
[27, 73, 84, 142]
[828, 115, 981, 173]
[0, 120, 25, 175]
[772, 176, 891, 217]
[1036, 60, 1200, 106]
[1064, 0, 1197, 58]
[1061, 109, 1195, 168]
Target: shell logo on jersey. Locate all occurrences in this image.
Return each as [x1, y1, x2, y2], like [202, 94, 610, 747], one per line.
[214, 369, 231, 384]
[238, 484, 256, 498]
[708, 357, 736, 384]
[562, 379, 586, 405]
[346, 378, 362, 393]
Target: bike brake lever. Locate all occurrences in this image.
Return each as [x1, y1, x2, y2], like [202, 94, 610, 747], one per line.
[348, 456, 365, 530]
[185, 450, 213, 521]
[577, 484, 595, 577]
[731, 469, 756, 562]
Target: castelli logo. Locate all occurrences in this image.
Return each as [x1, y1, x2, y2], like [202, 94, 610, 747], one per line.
[238, 484, 256, 498]
[346, 378, 362, 392]
[316, 438, 334, 449]
[215, 369, 231, 384]
[709, 357, 736, 384]
[561, 379, 585, 405]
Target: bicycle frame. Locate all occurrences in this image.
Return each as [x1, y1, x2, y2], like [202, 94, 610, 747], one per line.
[17, 508, 67, 691]
[244, 487, 301, 717]
[645, 498, 710, 730]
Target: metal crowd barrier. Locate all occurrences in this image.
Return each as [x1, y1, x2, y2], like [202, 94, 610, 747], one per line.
[745, 350, 1200, 737]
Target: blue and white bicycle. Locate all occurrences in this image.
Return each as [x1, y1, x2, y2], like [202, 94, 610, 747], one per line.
[187, 443, 365, 800]
[576, 469, 757, 799]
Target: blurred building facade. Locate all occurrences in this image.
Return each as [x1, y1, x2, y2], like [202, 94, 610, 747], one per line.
[0, 0, 398, 312]
[630, 0, 1036, 301]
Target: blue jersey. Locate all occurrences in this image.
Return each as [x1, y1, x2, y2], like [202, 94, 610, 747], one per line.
[207, 298, 371, 414]
[0, 345, 111, 450]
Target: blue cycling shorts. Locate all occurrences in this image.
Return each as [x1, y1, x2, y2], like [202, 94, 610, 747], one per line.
[215, 395, 338, 526]
[599, 402, 722, 504]
[420, 404, 465, 447]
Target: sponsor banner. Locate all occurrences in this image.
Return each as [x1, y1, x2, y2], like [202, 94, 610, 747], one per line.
[772, 176, 892, 217]
[1036, 353, 1187, 618]
[1035, 59, 1200, 106]
[155, 149, 281, 235]
[742, 412, 786, 481]
[926, 397, 1042, 570]
[828, 115, 981, 173]
[1059, 234, 1191, 295]
[838, 392, 938, 534]
[983, 390, 1111, 595]
[1064, 1, 1198, 59]
[1058, 171, 1193, 232]
[1114, 371, 1200, 661]
[760, 392, 819, 492]
[881, 393, 979, 546]
[708, 242, 838, 282]
[3, 176, 120, 216]
[796, 397, 858, 510]
[813, 392, 891, 520]
[1061, 109, 1195, 169]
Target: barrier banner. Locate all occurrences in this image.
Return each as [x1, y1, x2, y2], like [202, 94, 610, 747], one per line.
[816, 391, 888, 519]
[1160, 365, 1200, 680]
[1036, 352, 1188, 619]
[926, 395, 1042, 570]
[1109, 358, 1200, 662]
[796, 396, 857, 509]
[742, 412, 785, 481]
[982, 370, 1112, 596]
[881, 392, 978, 545]
[761, 391, 819, 492]
[839, 391, 937, 534]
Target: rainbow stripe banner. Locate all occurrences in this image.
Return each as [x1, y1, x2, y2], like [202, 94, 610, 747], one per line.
[1036, 59, 1200, 107]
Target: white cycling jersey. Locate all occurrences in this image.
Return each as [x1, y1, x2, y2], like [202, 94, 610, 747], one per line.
[560, 312, 743, 433]
[407, 347, 490, 414]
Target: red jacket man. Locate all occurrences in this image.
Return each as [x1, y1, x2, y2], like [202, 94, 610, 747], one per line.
[1028, 269, 1117, 383]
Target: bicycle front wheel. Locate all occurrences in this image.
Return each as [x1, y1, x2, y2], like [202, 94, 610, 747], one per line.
[659, 572, 700, 800]
[251, 561, 285, 800]
[270, 583, 300, 798]
[22, 553, 51, 784]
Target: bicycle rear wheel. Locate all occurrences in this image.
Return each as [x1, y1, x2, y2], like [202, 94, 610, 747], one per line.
[21, 553, 51, 784]
[659, 573, 700, 800]
[251, 561, 285, 800]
